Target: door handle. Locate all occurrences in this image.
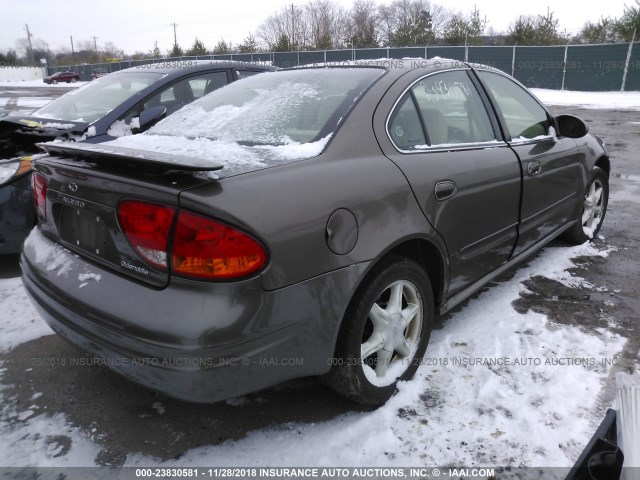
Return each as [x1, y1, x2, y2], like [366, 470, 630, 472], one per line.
[434, 180, 457, 201]
[527, 160, 542, 176]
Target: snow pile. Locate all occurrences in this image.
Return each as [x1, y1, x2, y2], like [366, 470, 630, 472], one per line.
[106, 133, 332, 173]
[532, 88, 640, 110]
[107, 118, 140, 137]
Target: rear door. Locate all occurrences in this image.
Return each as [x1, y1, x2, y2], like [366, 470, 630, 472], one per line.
[475, 70, 584, 255]
[374, 69, 522, 295]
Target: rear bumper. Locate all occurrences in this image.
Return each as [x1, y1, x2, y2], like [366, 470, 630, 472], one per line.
[21, 228, 368, 402]
[0, 175, 34, 254]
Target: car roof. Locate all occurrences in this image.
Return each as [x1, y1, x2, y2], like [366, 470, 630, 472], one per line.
[114, 60, 274, 79]
[296, 57, 467, 68]
[290, 57, 482, 80]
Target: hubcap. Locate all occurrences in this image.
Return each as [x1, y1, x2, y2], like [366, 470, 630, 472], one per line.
[582, 179, 604, 238]
[360, 280, 422, 387]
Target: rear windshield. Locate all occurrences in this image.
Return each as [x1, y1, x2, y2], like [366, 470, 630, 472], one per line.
[149, 68, 384, 145]
[35, 72, 165, 123]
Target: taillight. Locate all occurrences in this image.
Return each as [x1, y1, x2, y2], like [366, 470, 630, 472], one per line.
[32, 172, 47, 222]
[172, 211, 267, 279]
[117, 200, 176, 270]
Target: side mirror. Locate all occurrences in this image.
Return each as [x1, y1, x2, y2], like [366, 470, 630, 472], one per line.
[137, 106, 167, 133]
[556, 114, 589, 139]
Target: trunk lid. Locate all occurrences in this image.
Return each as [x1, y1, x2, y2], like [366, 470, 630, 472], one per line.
[33, 143, 221, 288]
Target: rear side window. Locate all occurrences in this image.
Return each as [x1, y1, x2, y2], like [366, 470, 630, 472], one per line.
[389, 94, 426, 149]
[477, 71, 550, 140]
[388, 70, 496, 150]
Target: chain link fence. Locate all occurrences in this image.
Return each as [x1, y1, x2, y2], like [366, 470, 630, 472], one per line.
[48, 42, 640, 91]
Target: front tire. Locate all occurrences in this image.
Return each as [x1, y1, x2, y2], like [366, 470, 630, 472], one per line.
[563, 166, 609, 244]
[71, 78, 77, 83]
[52, 80, 58, 84]
[324, 256, 434, 406]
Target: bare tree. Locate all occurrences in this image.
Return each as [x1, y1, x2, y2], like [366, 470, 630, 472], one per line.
[346, 0, 380, 48]
[258, 6, 305, 50]
[305, 0, 349, 49]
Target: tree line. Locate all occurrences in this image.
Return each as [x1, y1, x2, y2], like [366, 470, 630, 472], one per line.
[2, 0, 639, 67]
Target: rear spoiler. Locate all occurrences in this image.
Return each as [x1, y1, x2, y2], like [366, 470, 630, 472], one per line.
[38, 142, 224, 172]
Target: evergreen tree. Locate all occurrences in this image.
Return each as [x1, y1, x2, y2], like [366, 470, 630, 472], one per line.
[187, 37, 208, 56]
[169, 43, 184, 57]
[615, 0, 640, 41]
[213, 39, 231, 55]
[580, 18, 619, 43]
[238, 33, 259, 53]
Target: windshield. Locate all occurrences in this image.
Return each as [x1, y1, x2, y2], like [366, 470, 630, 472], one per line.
[149, 68, 384, 145]
[35, 71, 165, 123]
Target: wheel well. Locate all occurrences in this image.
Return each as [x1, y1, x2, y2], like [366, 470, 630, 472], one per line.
[382, 238, 445, 308]
[595, 156, 610, 176]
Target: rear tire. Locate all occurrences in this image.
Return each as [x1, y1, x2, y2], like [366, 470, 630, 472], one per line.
[563, 166, 608, 244]
[324, 256, 433, 406]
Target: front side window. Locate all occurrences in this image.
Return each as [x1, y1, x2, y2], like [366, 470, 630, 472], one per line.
[120, 72, 230, 125]
[143, 71, 228, 115]
[477, 71, 550, 140]
[388, 70, 496, 150]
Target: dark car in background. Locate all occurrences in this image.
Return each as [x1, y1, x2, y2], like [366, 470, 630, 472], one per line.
[91, 68, 109, 80]
[0, 61, 273, 254]
[43, 71, 80, 84]
[22, 60, 609, 406]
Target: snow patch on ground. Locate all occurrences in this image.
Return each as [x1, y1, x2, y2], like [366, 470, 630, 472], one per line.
[0, 412, 101, 466]
[532, 88, 640, 110]
[0, 80, 86, 88]
[0, 277, 54, 353]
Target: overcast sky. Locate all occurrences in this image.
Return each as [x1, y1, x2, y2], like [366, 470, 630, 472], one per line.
[0, 0, 634, 56]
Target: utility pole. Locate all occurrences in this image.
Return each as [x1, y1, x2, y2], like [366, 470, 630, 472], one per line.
[70, 35, 75, 60]
[290, 4, 297, 51]
[25, 24, 35, 66]
[171, 22, 179, 49]
[93, 36, 98, 53]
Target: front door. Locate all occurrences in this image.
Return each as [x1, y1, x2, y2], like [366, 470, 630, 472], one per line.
[476, 70, 584, 255]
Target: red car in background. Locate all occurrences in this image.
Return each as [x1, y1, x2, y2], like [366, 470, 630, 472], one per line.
[43, 71, 80, 84]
